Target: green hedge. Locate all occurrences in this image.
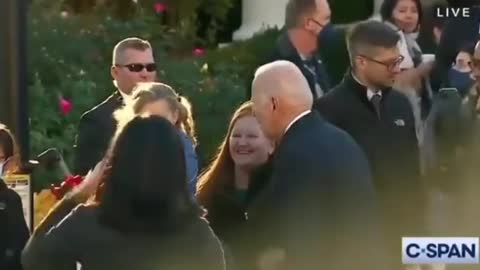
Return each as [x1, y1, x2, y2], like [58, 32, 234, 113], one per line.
[29, 0, 375, 190]
[28, 4, 282, 190]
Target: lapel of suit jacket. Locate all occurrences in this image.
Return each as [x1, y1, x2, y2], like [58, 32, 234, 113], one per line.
[112, 91, 124, 108]
[276, 33, 331, 98]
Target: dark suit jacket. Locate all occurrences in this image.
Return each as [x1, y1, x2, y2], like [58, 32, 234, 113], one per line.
[203, 160, 272, 270]
[73, 92, 123, 175]
[246, 32, 331, 100]
[314, 72, 421, 194]
[247, 111, 382, 270]
[313, 73, 426, 244]
[0, 180, 29, 270]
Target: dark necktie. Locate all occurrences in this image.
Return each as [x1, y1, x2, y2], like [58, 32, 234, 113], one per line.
[370, 94, 382, 119]
[303, 58, 324, 97]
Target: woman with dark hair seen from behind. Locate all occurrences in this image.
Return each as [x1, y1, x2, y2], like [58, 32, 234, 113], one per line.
[0, 123, 29, 270]
[22, 116, 225, 270]
[196, 102, 273, 270]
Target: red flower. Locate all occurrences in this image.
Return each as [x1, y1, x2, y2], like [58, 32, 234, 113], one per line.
[64, 175, 84, 186]
[154, 2, 167, 13]
[50, 175, 84, 200]
[50, 186, 62, 199]
[193, 48, 205, 56]
[59, 96, 73, 115]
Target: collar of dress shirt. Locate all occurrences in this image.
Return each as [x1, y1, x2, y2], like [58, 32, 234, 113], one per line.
[299, 53, 320, 65]
[284, 110, 311, 134]
[113, 80, 132, 104]
[366, 88, 381, 101]
[118, 89, 132, 104]
[351, 72, 381, 100]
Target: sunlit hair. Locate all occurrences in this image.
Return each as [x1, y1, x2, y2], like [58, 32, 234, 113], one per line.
[196, 101, 254, 207]
[0, 123, 21, 173]
[114, 82, 197, 145]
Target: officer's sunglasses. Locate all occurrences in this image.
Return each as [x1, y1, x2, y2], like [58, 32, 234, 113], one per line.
[115, 63, 157, 72]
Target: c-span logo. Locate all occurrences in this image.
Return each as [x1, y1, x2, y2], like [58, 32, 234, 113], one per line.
[402, 237, 479, 264]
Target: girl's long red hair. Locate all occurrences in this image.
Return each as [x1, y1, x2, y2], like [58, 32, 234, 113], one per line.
[196, 102, 255, 207]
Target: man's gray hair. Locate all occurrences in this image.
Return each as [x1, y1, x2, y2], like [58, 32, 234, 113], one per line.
[253, 60, 313, 107]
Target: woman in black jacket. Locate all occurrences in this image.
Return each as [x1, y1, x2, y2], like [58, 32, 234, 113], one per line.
[196, 102, 273, 270]
[22, 116, 225, 270]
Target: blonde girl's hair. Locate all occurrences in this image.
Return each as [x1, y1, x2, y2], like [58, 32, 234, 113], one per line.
[114, 82, 197, 145]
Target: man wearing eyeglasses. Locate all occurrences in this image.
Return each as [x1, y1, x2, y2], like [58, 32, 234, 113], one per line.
[247, 0, 332, 101]
[73, 37, 157, 175]
[314, 21, 425, 270]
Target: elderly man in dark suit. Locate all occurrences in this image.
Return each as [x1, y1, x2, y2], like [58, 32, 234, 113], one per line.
[73, 37, 157, 175]
[248, 60, 382, 270]
[314, 21, 426, 270]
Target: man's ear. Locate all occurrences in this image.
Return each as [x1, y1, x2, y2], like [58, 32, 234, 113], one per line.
[271, 97, 278, 111]
[304, 17, 312, 30]
[268, 140, 275, 155]
[354, 55, 367, 70]
[111, 66, 117, 79]
[172, 110, 179, 124]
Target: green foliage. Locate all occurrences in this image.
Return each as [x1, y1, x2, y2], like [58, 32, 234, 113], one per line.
[44, 0, 234, 46]
[28, 2, 274, 191]
[205, 28, 281, 78]
[28, 0, 375, 191]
